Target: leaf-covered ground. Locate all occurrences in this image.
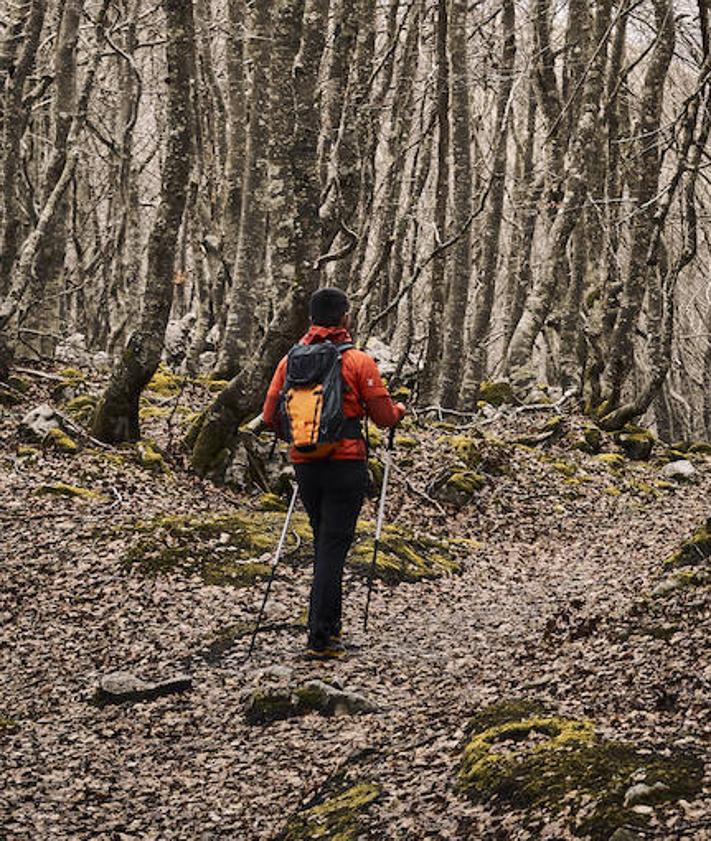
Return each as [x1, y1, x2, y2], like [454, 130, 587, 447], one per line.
[1, 367, 709, 840]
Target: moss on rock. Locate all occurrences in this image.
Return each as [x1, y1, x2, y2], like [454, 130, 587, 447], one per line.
[279, 782, 380, 841]
[665, 520, 711, 568]
[459, 700, 703, 840]
[123, 510, 283, 586]
[147, 364, 184, 396]
[135, 440, 169, 474]
[350, 521, 461, 582]
[479, 380, 514, 406]
[65, 394, 99, 426]
[594, 452, 626, 468]
[258, 492, 288, 512]
[36, 482, 104, 500]
[122, 508, 463, 586]
[48, 427, 78, 453]
[617, 426, 655, 461]
[687, 440, 711, 455]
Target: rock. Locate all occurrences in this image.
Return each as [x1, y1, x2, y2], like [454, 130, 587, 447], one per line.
[21, 404, 60, 439]
[432, 470, 486, 507]
[478, 380, 514, 406]
[55, 332, 90, 367]
[665, 520, 711, 568]
[609, 829, 643, 841]
[91, 351, 110, 372]
[163, 313, 195, 366]
[623, 781, 668, 807]
[94, 671, 192, 706]
[617, 427, 654, 460]
[660, 460, 696, 482]
[243, 676, 376, 724]
[197, 351, 216, 374]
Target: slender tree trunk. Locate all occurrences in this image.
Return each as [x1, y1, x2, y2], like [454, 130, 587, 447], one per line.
[188, 0, 327, 475]
[419, 0, 449, 406]
[0, 0, 48, 298]
[214, 0, 271, 377]
[92, 0, 195, 443]
[600, 0, 675, 412]
[458, 0, 515, 405]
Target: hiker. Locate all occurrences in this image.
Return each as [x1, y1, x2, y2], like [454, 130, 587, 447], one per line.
[262, 288, 406, 659]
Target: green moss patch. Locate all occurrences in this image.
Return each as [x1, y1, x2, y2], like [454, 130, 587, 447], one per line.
[122, 511, 283, 586]
[65, 394, 98, 426]
[135, 440, 170, 474]
[48, 427, 78, 453]
[350, 521, 462, 582]
[479, 380, 514, 406]
[147, 364, 184, 397]
[594, 452, 625, 468]
[665, 520, 711, 568]
[36, 482, 104, 501]
[0, 715, 18, 734]
[278, 782, 380, 841]
[122, 509, 463, 586]
[459, 701, 703, 840]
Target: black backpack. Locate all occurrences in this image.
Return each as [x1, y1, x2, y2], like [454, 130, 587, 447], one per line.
[275, 341, 360, 453]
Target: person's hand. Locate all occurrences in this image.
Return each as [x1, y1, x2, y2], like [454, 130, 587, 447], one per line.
[395, 402, 407, 422]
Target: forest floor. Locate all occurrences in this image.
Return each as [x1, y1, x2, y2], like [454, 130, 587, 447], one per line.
[1, 364, 710, 841]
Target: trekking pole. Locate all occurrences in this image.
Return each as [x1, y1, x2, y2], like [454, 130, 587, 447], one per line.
[245, 483, 299, 661]
[363, 426, 396, 632]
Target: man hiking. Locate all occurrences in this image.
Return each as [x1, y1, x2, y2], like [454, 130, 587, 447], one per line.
[262, 288, 406, 659]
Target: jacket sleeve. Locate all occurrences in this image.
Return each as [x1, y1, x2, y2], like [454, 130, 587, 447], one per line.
[355, 353, 406, 428]
[262, 357, 287, 428]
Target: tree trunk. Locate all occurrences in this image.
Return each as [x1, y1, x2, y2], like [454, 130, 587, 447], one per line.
[419, 0, 449, 407]
[213, 0, 271, 377]
[458, 0, 515, 406]
[600, 0, 675, 412]
[188, 0, 327, 476]
[92, 0, 195, 443]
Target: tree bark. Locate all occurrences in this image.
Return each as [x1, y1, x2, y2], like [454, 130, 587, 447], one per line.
[92, 0, 195, 442]
[419, 0, 449, 407]
[458, 0, 515, 406]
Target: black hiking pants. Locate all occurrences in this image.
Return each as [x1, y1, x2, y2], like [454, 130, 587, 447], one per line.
[294, 459, 367, 649]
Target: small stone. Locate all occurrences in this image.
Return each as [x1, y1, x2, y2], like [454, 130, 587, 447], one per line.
[652, 576, 684, 597]
[21, 403, 60, 439]
[609, 829, 643, 841]
[660, 460, 696, 481]
[624, 781, 665, 807]
[94, 671, 192, 706]
[630, 804, 654, 815]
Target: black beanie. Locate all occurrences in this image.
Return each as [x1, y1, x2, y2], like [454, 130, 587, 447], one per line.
[310, 287, 350, 327]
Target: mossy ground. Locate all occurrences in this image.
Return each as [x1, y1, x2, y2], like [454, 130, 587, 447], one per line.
[665, 519, 711, 568]
[36, 482, 104, 501]
[48, 427, 78, 453]
[121, 509, 464, 586]
[459, 700, 703, 840]
[278, 781, 380, 841]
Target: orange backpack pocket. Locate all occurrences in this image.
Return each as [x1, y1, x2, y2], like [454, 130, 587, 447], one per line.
[286, 385, 324, 452]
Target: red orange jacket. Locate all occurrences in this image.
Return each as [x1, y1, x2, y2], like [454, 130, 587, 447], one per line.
[262, 325, 405, 462]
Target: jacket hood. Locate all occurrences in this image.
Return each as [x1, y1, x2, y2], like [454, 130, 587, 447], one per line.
[300, 325, 353, 345]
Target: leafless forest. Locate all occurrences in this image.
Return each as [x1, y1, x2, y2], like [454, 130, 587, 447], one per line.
[3, 3, 711, 839]
[1, 0, 710, 461]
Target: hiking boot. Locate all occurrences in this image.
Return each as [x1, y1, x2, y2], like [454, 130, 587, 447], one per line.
[305, 639, 346, 660]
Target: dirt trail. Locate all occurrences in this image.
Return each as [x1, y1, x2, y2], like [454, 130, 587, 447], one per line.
[1, 383, 709, 840]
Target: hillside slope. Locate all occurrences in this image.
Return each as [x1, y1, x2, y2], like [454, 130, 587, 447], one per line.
[1, 366, 709, 840]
